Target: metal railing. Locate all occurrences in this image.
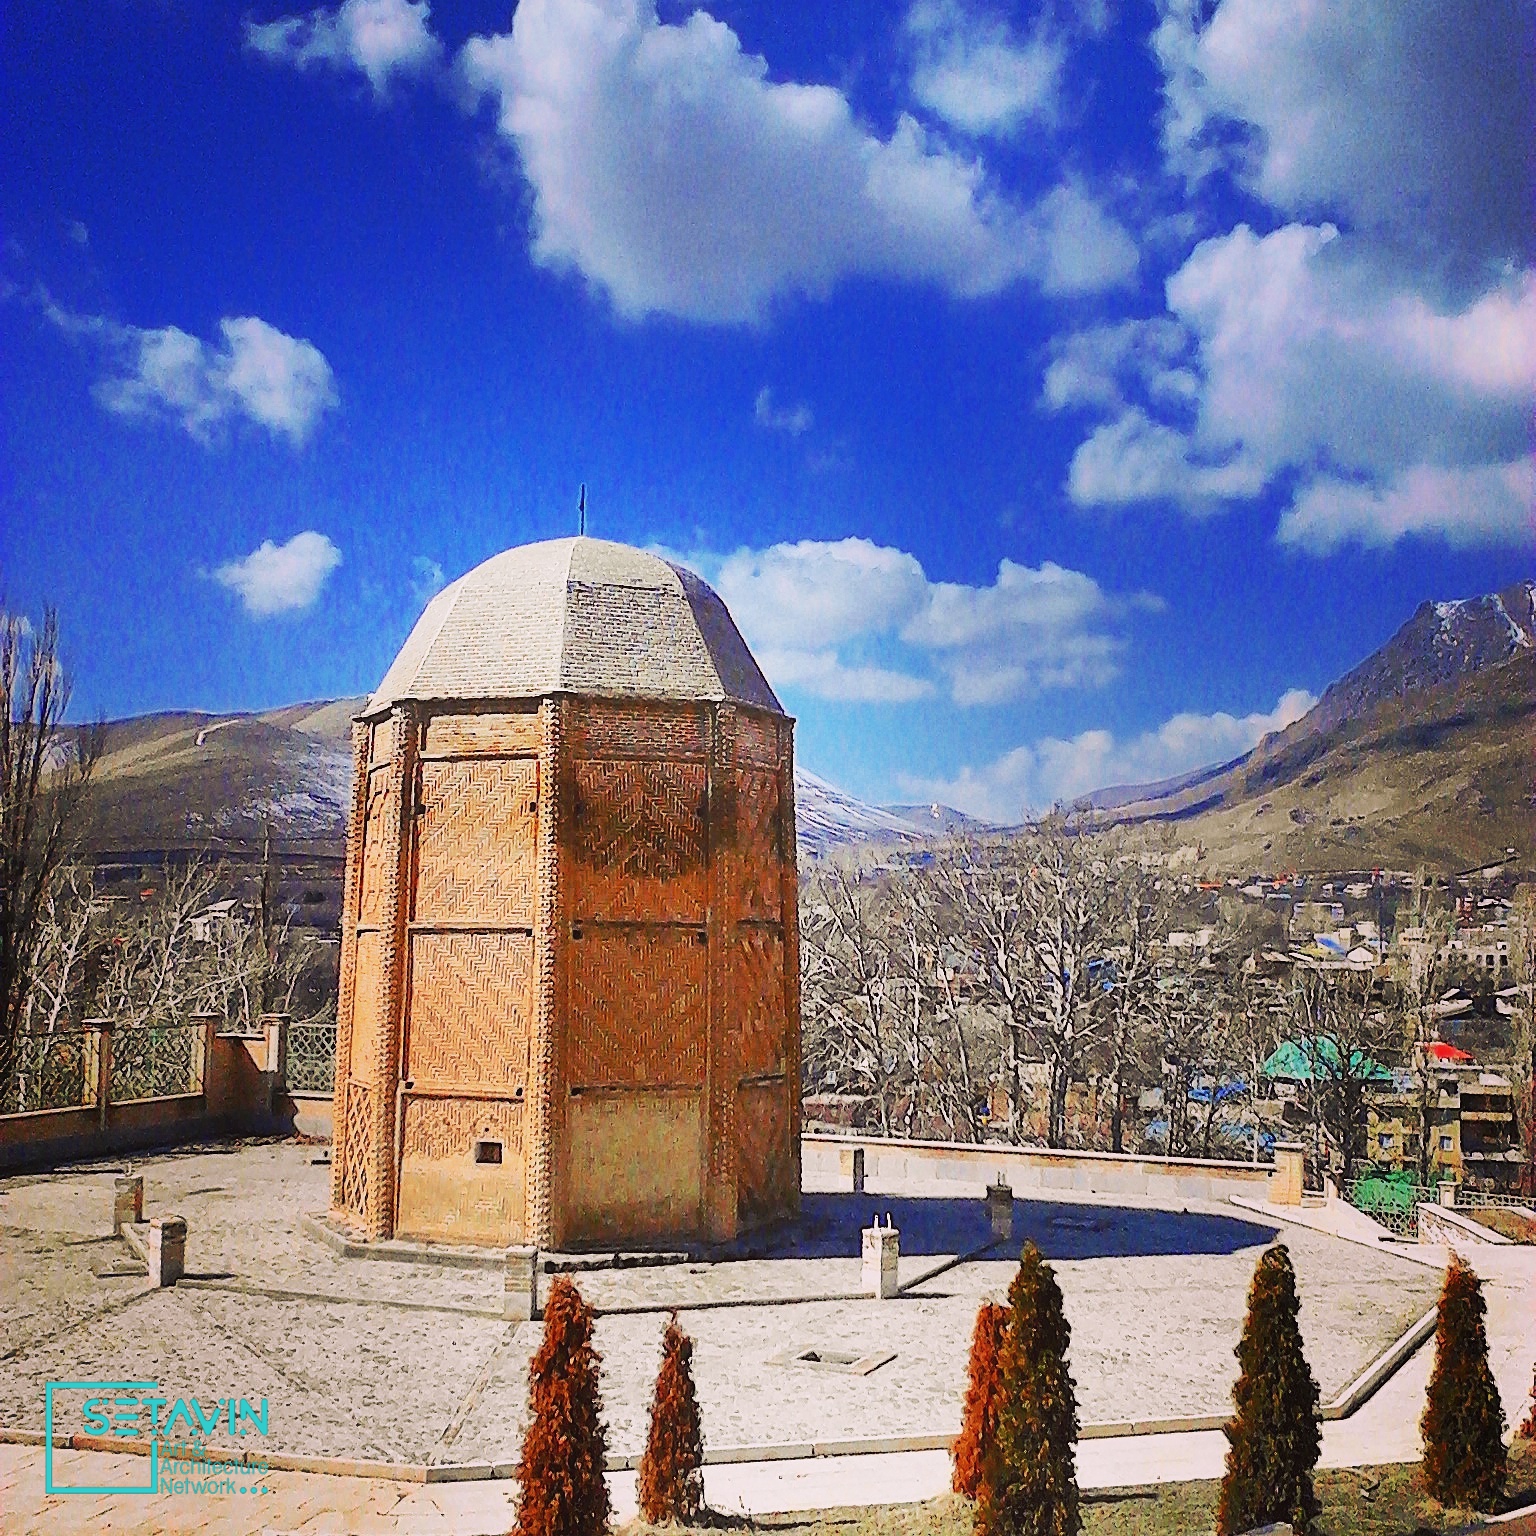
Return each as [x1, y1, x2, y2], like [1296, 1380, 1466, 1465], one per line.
[108, 1023, 205, 1102]
[1344, 1176, 1434, 1237]
[286, 1020, 336, 1094]
[1, 1031, 91, 1114]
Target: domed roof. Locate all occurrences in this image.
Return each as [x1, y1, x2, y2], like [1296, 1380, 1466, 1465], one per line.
[366, 537, 783, 717]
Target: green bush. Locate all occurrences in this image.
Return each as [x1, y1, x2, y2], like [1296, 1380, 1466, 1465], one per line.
[1216, 1244, 1321, 1536]
[974, 1243, 1080, 1536]
[1421, 1254, 1507, 1509]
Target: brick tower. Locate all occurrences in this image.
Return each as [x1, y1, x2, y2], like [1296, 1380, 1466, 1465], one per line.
[329, 537, 799, 1249]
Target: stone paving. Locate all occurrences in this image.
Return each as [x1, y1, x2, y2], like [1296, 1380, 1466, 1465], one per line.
[0, 1140, 1441, 1468]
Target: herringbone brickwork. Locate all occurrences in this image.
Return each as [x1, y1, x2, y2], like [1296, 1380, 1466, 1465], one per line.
[734, 769, 782, 921]
[568, 930, 708, 1087]
[734, 927, 787, 1078]
[406, 931, 533, 1090]
[400, 1095, 524, 1160]
[572, 761, 707, 921]
[414, 759, 538, 926]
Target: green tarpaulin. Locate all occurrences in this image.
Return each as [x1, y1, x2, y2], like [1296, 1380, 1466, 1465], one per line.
[1262, 1037, 1393, 1083]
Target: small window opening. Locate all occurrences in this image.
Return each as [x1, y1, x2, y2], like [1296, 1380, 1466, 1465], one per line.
[475, 1140, 503, 1165]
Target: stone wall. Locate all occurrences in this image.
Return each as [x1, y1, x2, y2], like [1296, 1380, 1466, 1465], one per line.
[803, 1132, 1277, 1203]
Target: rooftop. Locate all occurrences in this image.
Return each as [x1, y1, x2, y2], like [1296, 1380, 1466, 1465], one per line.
[367, 536, 783, 717]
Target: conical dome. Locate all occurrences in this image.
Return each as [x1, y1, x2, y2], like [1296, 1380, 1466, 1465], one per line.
[367, 536, 782, 716]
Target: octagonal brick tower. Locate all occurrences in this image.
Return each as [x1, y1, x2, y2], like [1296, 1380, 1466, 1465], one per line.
[329, 537, 800, 1250]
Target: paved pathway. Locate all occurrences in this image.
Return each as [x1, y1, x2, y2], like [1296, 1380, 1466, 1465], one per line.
[3, 1150, 1532, 1534]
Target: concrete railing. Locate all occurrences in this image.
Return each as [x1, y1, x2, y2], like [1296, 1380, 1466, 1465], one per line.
[803, 1130, 1277, 1203]
[0, 1014, 296, 1172]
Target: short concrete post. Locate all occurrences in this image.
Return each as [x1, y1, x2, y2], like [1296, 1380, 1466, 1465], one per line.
[986, 1178, 1013, 1240]
[86, 1019, 113, 1131]
[112, 1175, 143, 1235]
[1438, 1180, 1459, 1207]
[852, 1146, 866, 1195]
[504, 1245, 539, 1320]
[147, 1216, 186, 1287]
[1270, 1142, 1304, 1206]
[861, 1215, 899, 1299]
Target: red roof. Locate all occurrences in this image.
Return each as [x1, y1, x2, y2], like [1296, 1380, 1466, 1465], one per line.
[1426, 1042, 1473, 1062]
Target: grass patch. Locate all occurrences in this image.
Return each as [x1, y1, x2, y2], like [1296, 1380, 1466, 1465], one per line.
[1464, 1207, 1536, 1244]
[622, 1441, 1535, 1536]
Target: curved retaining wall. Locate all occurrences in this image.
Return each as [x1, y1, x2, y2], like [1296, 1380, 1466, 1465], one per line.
[803, 1132, 1276, 1203]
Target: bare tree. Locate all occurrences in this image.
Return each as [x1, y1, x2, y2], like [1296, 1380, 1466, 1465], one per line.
[1392, 887, 1457, 1185]
[1292, 968, 1401, 1189]
[0, 608, 104, 1092]
[1014, 816, 1112, 1147]
[1100, 847, 1173, 1152]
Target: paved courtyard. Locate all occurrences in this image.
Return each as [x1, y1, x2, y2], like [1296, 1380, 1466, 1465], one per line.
[0, 1140, 1442, 1469]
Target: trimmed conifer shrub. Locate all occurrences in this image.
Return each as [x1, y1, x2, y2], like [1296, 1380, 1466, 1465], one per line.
[515, 1275, 610, 1536]
[1421, 1253, 1507, 1509]
[1215, 1244, 1321, 1536]
[974, 1242, 1080, 1536]
[638, 1313, 705, 1524]
[1518, 1361, 1536, 1440]
[953, 1300, 1008, 1498]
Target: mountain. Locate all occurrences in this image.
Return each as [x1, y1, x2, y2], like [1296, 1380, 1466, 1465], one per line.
[76, 700, 932, 861]
[1303, 581, 1534, 738]
[880, 802, 998, 836]
[1097, 582, 1536, 872]
[791, 770, 925, 857]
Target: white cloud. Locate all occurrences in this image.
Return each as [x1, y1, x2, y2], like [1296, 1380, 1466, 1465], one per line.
[754, 386, 813, 436]
[1153, 0, 1532, 266]
[755, 647, 935, 704]
[1058, 222, 1536, 546]
[683, 537, 1156, 706]
[410, 554, 446, 602]
[902, 687, 1315, 820]
[458, 0, 1136, 322]
[906, 0, 1063, 137]
[246, 0, 443, 94]
[211, 532, 343, 616]
[1278, 460, 1536, 553]
[47, 301, 337, 446]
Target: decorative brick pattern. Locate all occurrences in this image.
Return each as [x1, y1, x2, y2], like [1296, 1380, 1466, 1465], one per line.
[570, 699, 708, 759]
[400, 1094, 524, 1160]
[331, 720, 371, 1214]
[527, 696, 563, 1247]
[733, 928, 787, 1078]
[571, 760, 707, 921]
[568, 930, 708, 1087]
[734, 710, 780, 766]
[736, 1078, 792, 1224]
[358, 771, 397, 926]
[734, 768, 782, 921]
[405, 931, 532, 1091]
[347, 932, 382, 1079]
[339, 1080, 371, 1217]
[421, 709, 541, 757]
[413, 758, 538, 927]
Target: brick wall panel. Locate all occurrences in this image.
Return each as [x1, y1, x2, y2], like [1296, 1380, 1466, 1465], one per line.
[568, 929, 707, 1087]
[405, 931, 533, 1091]
[571, 700, 707, 759]
[571, 761, 708, 922]
[421, 711, 541, 757]
[733, 928, 786, 1078]
[413, 759, 538, 926]
[734, 769, 782, 922]
[736, 1079, 792, 1224]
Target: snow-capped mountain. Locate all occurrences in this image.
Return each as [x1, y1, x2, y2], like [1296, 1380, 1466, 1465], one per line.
[792, 768, 923, 857]
[1303, 580, 1535, 738]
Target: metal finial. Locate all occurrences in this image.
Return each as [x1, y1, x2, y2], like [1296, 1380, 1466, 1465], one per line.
[578, 483, 586, 537]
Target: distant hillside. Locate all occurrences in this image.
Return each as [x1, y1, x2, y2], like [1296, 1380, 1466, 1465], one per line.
[77, 700, 939, 861]
[1098, 587, 1536, 871]
[80, 698, 364, 855]
[881, 802, 998, 836]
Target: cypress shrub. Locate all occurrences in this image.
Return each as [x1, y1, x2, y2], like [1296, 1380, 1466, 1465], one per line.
[1215, 1244, 1321, 1536]
[1518, 1360, 1536, 1440]
[638, 1313, 705, 1524]
[975, 1242, 1080, 1536]
[1421, 1254, 1507, 1509]
[515, 1275, 610, 1536]
[953, 1301, 1008, 1498]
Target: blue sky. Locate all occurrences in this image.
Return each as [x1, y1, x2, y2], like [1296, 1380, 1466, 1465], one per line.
[2, 0, 1532, 819]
